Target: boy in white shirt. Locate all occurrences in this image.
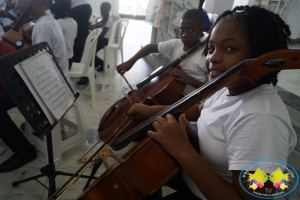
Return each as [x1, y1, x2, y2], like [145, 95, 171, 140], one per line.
[49, 0, 77, 69]
[117, 9, 208, 96]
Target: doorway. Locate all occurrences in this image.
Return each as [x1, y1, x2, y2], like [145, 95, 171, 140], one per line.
[119, 0, 149, 20]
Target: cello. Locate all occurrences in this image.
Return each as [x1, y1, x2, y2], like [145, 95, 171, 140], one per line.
[97, 40, 206, 150]
[48, 49, 300, 200]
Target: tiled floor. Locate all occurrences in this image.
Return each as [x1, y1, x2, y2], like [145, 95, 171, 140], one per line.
[0, 20, 300, 200]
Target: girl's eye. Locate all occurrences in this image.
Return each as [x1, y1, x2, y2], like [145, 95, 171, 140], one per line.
[225, 46, 237, 51]
[189, 28, 194, 32]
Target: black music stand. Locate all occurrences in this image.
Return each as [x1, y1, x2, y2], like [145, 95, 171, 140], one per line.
[0, 43, 93, 198]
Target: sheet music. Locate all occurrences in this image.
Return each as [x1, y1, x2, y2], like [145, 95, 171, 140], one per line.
[15, 50, 75, 122]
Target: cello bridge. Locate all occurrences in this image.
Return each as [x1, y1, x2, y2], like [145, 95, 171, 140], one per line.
[98, 146, 122, 170]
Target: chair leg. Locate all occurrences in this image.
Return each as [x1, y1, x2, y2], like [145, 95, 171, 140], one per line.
[104, 48, 109, 74]
[121, 47, 124, 63]
[88, 72, 96, 107]
[73, 102, 88, 149]
[114, 49, 118, 67]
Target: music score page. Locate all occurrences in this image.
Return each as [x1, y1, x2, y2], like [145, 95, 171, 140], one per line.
[15, 50, 74, 123]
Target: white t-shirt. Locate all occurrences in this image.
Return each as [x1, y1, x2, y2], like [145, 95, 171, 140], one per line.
[57, 18, 77, 59]
[158, 34, 208, 96]
[70, 0, 88, 9]
[183, 84, 297, 199]
[32, 15, 69, 81]
[103, 17, 113, 39]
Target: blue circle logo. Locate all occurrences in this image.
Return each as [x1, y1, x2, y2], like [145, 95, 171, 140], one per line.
[239, 159, 299, 199]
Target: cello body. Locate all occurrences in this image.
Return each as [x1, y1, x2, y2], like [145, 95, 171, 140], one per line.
[98, 65, 185, 150]
[77, 137, 180, 200]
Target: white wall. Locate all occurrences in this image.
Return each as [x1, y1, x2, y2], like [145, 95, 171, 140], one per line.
[87, 0, 120, 17]
[204, 0, 300, 40]
[232, 0, 250, 8]
[285, 0, 300, 40]
[204, 0, 234, 14]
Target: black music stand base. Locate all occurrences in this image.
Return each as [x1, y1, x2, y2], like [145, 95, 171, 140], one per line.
[11, 132, 93, 199]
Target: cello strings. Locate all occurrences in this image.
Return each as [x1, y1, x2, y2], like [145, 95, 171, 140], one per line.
[108, 117, 136, 145]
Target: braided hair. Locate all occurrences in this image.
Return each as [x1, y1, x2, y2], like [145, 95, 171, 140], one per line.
[203, 5, 291, 85]
[48, 0, 71, 19]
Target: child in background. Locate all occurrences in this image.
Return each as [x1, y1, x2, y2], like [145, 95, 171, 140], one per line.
[49, 0, 77, 69]
[128, 5, 297, 199]
[77, 2, 113, 85]
[117, 9, 208, 97]
[70, 0, 91, 63]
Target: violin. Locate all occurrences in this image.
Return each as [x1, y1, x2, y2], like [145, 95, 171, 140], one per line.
[48, 49, 300, 200]
[98, 41, 206, 150]
[0, 0, 35, 56]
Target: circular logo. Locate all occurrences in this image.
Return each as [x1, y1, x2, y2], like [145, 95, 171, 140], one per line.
[239, 159, 299, 199]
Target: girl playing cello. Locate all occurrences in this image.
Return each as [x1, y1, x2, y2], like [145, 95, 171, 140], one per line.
[128, 5, 297, 200]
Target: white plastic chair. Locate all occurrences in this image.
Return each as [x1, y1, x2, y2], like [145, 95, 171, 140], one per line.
[69, 28, 101, 107]
[96, 18, 129, 73]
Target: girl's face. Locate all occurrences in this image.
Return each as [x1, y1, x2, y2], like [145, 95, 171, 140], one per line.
[205, 20, 254, 96]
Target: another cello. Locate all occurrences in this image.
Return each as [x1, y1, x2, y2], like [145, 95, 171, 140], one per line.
[98, 41, 206, 150]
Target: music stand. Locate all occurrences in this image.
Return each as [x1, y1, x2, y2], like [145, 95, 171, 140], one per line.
[0, 42, 94, 198]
